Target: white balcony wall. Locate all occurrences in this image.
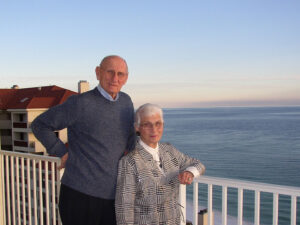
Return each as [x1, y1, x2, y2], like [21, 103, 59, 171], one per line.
[1, 149, 299, 225]
[0, 150, 62, 225]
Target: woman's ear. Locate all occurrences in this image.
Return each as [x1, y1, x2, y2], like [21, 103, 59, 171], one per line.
[134, 123, 139, 131]
[135, 124, 141, 136]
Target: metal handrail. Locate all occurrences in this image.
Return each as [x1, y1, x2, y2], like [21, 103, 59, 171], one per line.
[179, 176, 300, 225]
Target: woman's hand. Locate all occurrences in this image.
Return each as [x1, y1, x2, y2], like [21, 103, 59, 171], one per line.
[178, 171, 194, 185]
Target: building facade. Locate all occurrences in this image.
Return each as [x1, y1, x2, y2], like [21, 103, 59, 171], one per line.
[0, 84, 81, 154]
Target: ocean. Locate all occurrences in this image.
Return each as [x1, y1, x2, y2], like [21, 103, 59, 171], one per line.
[161, 106, 300, 225]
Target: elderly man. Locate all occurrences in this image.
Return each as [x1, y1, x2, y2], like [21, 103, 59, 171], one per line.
[31, 55, 135, 225]
[115, 103, 205, 225]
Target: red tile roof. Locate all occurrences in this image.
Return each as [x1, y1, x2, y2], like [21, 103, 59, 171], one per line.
[0, 86, 77, 110]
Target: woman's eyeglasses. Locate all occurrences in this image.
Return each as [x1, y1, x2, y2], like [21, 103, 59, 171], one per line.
[140, 121, 163, 130]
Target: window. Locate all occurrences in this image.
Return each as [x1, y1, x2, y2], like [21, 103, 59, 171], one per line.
[0, 129, 12, 136]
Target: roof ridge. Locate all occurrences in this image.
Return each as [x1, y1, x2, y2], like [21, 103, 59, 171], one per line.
[1, 85, 77, 109]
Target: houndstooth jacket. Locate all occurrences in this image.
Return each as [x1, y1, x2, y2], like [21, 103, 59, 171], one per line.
[115, 141, 205, 225]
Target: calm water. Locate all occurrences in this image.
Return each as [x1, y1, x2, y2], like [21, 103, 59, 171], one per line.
[161, 106, 300, 225]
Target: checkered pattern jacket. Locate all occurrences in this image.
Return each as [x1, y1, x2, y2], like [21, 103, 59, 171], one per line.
[115, 142, 205, 225]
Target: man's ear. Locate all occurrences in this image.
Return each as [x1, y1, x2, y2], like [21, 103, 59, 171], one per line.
[95, 66, 101, 80]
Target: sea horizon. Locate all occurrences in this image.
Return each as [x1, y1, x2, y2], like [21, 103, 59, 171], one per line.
[162, 105, 300, 109]
[162, 106, 300, 224]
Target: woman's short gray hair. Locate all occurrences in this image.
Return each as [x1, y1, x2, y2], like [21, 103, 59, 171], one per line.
[135, 103, 163, 127]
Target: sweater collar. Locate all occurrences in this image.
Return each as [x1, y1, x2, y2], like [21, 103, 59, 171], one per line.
[97, 84, 119, 102]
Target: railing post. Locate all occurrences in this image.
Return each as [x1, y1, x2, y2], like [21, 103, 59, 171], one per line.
[57, 168, 64, 225]
[208, 184, 213, 225]
[222, 186, 228, 225]
[273, 193, 279, 225]
[0, 150, 6, 225]
[291, 195, 297, 225]
[193, 182, 198, 225]
[254, 190, 260, 225]
[238, 188, 243, 225]
[179, 184, 186, 225]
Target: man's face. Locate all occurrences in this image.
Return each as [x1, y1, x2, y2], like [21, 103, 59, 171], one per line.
[96, 57, 128, 99]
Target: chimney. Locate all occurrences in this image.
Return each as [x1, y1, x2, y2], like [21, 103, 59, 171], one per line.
[12, 85, 19, 89]
[78, 80, 89, 93]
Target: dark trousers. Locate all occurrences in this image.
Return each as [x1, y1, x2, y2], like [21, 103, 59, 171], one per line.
[59, 184, 117, 225]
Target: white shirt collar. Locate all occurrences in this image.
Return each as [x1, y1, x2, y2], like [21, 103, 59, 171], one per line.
[139, 138, 160, 161]
[97, 84, 119, 102]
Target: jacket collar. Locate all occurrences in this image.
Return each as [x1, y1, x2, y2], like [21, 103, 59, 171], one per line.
[136, 141, 179, 185]
[136, 142, 164, 177]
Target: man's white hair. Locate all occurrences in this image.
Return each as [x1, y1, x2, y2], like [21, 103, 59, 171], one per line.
[134, 103, 163, 127]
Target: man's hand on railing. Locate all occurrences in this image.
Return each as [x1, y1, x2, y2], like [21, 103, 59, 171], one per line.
[58, 153, 68, 170]
[178, 171, 194, 185]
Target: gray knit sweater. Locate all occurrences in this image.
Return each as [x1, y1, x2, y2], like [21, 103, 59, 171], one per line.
[31, 88, 135, 199]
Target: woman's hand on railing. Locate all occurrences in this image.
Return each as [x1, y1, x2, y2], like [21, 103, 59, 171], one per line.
[178, 171, 194, 185]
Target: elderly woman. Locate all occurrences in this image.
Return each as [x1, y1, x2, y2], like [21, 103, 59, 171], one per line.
[115, 103, 205, 225]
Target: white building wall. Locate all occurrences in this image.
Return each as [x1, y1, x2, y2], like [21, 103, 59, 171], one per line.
[3, 108, 69, 154]
[27, 110, 68, 154]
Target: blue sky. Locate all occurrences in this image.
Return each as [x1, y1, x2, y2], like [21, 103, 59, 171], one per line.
[1, 0, 300, 108]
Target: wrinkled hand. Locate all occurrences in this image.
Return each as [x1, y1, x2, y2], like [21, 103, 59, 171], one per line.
[178, 171, 194, 185]
[58, 153, 68, 170]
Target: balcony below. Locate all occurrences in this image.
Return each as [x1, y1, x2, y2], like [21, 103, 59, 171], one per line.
[13, 122, 27, 129]
[14, 140, 28, 147]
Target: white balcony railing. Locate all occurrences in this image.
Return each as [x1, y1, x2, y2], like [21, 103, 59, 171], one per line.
[1, 149, 299, 225]
[179, 176, 300, 225]
[0, 150, 62, 225]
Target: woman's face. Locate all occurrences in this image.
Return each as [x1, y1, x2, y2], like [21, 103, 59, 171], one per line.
[136, 113, 164, 148]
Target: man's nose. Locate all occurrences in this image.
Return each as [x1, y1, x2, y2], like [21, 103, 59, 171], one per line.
[111, 74, 119, 82]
